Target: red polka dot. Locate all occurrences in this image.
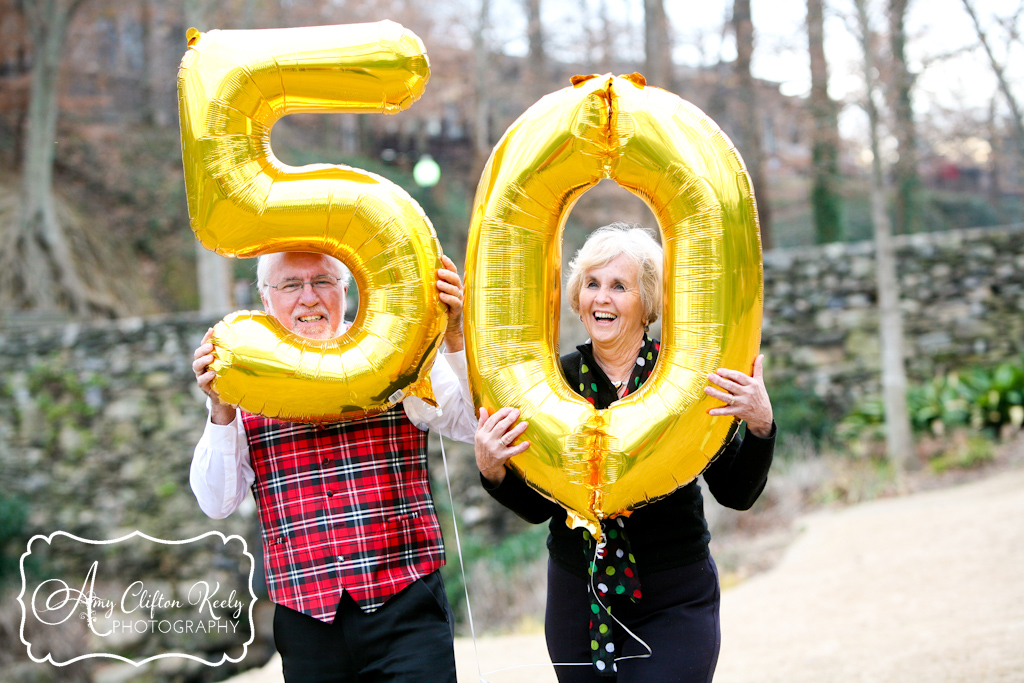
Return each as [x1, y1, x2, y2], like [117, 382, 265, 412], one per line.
[624, 568, 634, 577]
[633, 590, 642, 599]
[587, 396, 596, 405]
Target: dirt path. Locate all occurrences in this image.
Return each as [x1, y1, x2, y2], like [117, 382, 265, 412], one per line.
[226, 465, 1024, 683]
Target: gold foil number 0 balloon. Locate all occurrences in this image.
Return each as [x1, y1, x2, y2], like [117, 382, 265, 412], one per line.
[178, 22, 446, 422]
[464, 74, 764, 535]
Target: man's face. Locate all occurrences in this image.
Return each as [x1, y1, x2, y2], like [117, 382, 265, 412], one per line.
[260, 253, 348, 340]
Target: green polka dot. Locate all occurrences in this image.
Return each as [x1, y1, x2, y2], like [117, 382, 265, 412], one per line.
[580, 383, 585, 392]
[647, 352, 653, 360]
[628, 553, 636, 563]
[583, 530, 591, 540]
[591, 640, 599, 650]
[615, 585, 625, 594]
[608, 529, 618, 539]
[581, 364, 589, 374]
[591, 603, 599, 614]
[605, 566, 616, 576]
[599, 624, 609, 634]
[591, 383, 598, 391]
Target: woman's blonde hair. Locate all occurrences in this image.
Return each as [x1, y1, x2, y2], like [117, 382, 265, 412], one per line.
[566, 222, 663, 326]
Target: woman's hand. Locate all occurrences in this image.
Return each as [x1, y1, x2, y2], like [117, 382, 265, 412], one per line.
[474, 407, 530, 485]
[704, 354, 774, 438]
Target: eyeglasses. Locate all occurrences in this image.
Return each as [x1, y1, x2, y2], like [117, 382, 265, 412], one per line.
[265, 275, 342, 295]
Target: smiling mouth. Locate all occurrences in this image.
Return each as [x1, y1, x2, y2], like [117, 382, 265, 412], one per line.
[593, 312, 617, 321]
[297, 315, 324, 323]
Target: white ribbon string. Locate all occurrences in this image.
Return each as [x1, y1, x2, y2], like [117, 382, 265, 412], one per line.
[437, 435, 652, 681]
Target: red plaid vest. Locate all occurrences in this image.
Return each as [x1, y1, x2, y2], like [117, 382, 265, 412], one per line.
[242, 405, 445, 622]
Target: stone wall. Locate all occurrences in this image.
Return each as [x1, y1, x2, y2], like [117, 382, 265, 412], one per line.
[0, 313, 272, 683]
[2, 224, 1023, 680]
[761, 224, 1024, 411]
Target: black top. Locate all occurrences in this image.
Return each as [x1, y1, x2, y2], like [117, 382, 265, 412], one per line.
[482, 340, 776, 578]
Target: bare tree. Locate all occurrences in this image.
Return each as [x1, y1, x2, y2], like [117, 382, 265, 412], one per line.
[961, 0, 1024, 158]
[643, 0, 672, 90]
[732, 0, 773, 249]
[0, 0, 120, 315]
[854, 0, 913, 467]
[807, 0, 843, 243]
[523, 0, 546, 98]
[473, 0, 492, 172]
[183, 0, 233, 315]
[887, 0, 922, 234]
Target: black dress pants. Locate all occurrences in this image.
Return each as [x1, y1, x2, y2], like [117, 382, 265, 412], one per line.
[272, 571, 457, 683]
[544, 557, 721, 683]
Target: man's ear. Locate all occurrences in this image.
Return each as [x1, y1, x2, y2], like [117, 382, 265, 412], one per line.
[259, 290, 270, 312]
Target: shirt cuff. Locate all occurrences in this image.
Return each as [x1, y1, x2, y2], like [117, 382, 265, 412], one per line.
[745, 420, 777, 441]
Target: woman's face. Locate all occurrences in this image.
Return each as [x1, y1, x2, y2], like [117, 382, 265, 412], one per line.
[578, 254, 645, 347]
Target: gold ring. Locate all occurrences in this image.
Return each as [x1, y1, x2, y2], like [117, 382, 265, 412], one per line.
[727, 396, 735, 406]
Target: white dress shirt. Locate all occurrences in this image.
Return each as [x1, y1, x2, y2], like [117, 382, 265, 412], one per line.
[190, 350, 477, 519]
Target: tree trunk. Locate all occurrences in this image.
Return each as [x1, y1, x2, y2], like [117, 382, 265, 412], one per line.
[855, 0, 913, 468]
[961, 0, 1024, 159]
[807, 0, 843, 243]
[887, 0, 922, 234]
[0, 0, 110, 315]
[184, 0, 233, 314]
[473, 0, 492, 172]
[643, 0, 672, 90]
[596, 0, 612, 73]
[523, 0, 546, 99]
[732, 0, 773, 249]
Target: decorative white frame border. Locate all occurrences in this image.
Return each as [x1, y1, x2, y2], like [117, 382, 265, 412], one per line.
[18, 530, 257, 667]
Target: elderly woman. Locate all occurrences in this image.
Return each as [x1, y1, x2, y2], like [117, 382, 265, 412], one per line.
[475, 223, 776, 683]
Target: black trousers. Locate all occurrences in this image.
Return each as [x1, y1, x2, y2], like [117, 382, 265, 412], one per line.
[544, 557, 721, 683]
[273, 571, 457, 683]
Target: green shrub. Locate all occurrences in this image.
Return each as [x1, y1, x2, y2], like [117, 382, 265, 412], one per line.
[842, 358, 1024, 437]
[768, 375, 841, 453]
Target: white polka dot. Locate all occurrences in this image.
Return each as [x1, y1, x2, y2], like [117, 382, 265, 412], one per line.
[616, 549, 624, 558]
[636, 357, 645, 366]
[596, 661, 606, 670]
[606, 643, 615, 653]
[612, 663, 618, 672]
[598, 583, 608, 593]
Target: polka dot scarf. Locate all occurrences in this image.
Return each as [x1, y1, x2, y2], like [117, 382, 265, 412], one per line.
[577, 333, 658, 676]
[576, 333, 659, 406]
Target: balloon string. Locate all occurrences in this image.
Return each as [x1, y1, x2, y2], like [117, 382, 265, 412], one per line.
[437, 436, 654, 681]
[437, 434, 483, 682]
[588, 539, 653, 667]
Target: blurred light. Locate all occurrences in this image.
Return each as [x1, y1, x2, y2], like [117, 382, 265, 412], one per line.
[413, 154, 441, 188]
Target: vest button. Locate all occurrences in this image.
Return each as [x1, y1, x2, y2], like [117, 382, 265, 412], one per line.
[326, 490, 336, 497]
[336, 555, 344, 563]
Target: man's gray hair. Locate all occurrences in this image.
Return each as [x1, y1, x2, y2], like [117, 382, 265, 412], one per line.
[256, 252, 352, 289]
[565, 222, 663, 325]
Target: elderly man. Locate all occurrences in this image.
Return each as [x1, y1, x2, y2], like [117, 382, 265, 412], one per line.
[190, 251, 475, 683]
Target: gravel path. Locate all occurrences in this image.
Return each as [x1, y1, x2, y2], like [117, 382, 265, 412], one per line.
[225, 465, 1024, 683]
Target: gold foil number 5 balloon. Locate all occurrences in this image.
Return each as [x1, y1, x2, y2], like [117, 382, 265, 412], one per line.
[464, 74, 764, 536]
[177, 22, 446, 422]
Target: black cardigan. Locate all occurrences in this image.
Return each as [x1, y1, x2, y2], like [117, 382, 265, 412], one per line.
[482, 340, 776, 578]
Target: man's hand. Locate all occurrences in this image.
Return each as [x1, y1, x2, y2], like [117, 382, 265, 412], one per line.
[192, 328, 235, 425]
[437, 254, 464, 352]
